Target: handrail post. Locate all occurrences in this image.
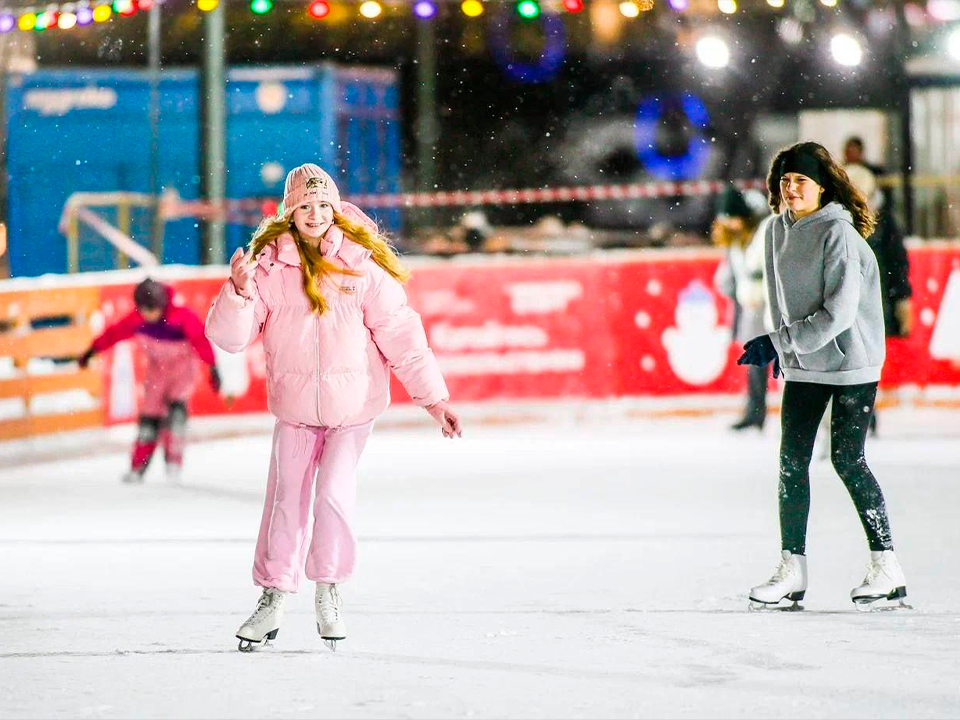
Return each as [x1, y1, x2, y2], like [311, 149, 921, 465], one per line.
[66, 209, 79, 274]
[117, 201, 131, 270]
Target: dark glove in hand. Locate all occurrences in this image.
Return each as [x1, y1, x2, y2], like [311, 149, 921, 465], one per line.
[737, 335, 781, 379]
[78, 348, 95, 369]
[209, 366, 222, 393]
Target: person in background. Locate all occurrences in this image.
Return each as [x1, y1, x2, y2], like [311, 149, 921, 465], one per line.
[712, 186, 772, 431]
[79, 278, 221, 484]
[844, 162, 913, 436]
[843, 163, 913, 339]
[843, 136, 893, 213]
[843, 137, 884, 178]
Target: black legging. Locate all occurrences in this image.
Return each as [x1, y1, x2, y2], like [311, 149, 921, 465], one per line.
[779, 381, 893, 555]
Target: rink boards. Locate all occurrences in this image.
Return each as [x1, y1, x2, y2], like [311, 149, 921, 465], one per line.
[77, 243, 960, 425]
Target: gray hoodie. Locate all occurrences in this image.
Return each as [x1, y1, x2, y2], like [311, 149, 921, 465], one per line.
[765, 202, 885, 385]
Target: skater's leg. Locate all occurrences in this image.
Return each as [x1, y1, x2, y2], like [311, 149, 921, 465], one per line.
[252, 421, 326, 593]
[306, 421, 374, 584]
[162, 401, 188, 467]
[130, 416, 163, 475]
[132, 360, 171, 477]
[779, 382, 833, 555]
[829, 383, 894, 551]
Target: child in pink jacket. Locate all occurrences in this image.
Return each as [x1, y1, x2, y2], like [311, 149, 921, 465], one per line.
[80, 278, 221, 484]
[205, 163, 462, 652]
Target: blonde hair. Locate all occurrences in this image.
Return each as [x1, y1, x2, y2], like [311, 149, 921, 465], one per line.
[710, 216, 759, 248]
[249, 211, 410, 315]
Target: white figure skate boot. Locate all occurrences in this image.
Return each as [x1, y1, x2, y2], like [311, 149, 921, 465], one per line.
[316, 582, 346, 651]
[121, 469, 145, 484]
[749, 550, 807, 611]
[236, 588, 286, 652]
[165, 463, 182, 484]
[851, 550, 911, 611]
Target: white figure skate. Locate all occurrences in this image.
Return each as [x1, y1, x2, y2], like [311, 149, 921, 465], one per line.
[749, 550, 807, 611]
[121, 469, 145, 484]
[851, 550, 912, 612]
[316, 582, 346, 651]
[236, 588, 286, 652]
[165, 463, 182, 484]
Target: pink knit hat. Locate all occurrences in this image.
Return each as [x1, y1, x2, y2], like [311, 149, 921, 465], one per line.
[280, 163, 342, 218]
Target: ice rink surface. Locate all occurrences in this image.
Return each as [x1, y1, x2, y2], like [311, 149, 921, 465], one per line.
[2, 405, 959, 719]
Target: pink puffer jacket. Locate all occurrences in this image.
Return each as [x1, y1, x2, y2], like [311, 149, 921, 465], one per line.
[205, 224, 448, 428]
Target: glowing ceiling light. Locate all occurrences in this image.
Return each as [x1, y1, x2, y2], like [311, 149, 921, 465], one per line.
[696, 34, 730, 67]
[830, 32, 863, 66]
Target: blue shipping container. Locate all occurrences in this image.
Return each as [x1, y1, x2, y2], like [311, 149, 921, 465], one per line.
[4, 64, 402, 277]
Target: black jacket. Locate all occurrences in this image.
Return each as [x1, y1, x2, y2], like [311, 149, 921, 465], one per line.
[866, 212, 912, 337]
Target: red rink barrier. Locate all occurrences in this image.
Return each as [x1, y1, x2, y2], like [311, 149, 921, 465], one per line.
[94, 244, 960, 424]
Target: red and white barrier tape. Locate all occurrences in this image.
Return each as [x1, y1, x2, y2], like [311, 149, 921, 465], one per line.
[161, 178, 769, 220]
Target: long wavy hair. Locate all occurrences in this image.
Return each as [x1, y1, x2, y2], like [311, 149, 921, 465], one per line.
[766, 141, 876, 238]
[248, 211, 410, 315]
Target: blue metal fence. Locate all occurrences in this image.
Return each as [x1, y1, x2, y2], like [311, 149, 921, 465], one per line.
[4, 64, 401, 277]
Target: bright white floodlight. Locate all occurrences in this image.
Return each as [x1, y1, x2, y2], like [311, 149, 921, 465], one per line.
[830, 32, 863, 67]
[948, 26, 960, 61]
[696, 35, 731, 68]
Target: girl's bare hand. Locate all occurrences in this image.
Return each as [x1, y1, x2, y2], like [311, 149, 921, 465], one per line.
[426, 400, 463, 439]
[230, 248, 256, 298]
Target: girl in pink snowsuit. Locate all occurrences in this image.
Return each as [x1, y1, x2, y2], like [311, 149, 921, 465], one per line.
[205, 164, 462, 652]
[80, 278, 220, 483]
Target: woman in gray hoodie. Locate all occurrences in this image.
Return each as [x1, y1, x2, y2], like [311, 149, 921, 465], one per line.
[738, 142, 909, 612]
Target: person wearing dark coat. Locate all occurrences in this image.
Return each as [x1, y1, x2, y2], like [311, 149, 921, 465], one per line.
[712, 186, 772, 431]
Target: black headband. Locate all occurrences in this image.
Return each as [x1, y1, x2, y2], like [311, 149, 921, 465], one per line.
[777, 151, 823, 187]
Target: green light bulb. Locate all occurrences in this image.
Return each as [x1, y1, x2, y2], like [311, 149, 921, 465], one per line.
[250, 0, 273, 14]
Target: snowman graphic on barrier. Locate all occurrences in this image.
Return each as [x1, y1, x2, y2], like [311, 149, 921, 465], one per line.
[661, 279, 731, 386]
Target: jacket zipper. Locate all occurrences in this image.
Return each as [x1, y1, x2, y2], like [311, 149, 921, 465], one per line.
[315, 314, 322, 425]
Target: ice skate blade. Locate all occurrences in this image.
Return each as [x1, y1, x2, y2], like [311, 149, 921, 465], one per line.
[852, 586, 912, 612]
[236, 628, 279, 652]
[318, 624, 345, 652]
[749, 599, 804, 612]
[748, 590, 805, 612]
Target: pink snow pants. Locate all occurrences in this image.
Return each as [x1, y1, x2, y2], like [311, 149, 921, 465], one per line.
[253, 419, 374, 593]
[139, 340, 198, 417]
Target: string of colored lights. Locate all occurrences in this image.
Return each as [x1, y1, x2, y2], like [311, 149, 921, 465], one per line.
[0, 0, 845, 34]
[0, 0, 152, 33]
[207, 0, 645, 19]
